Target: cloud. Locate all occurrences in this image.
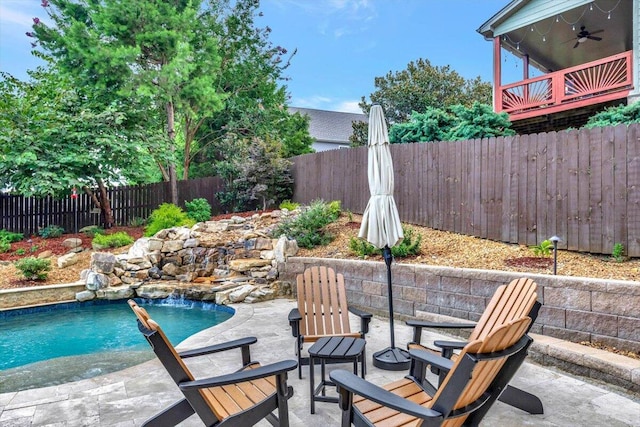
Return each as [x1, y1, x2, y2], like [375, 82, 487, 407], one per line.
[0, 5, 35, 29]
[332, 101, 363, 114]
[270, 0, 376, 39]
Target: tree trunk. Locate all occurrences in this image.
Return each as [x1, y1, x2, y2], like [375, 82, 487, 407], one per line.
[96, 179, 114, 229]
[166, 100, 179, 205]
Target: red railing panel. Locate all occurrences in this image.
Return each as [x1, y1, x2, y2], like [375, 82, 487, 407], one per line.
[498, 51, 633, 115]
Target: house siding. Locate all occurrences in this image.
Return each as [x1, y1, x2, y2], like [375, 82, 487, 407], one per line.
[493, 0, 592, 36]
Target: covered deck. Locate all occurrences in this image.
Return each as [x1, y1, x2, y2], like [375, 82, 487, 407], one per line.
[478, 0, 639, 134]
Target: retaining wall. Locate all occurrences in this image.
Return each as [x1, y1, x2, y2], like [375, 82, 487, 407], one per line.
[279, 257, 640, 354]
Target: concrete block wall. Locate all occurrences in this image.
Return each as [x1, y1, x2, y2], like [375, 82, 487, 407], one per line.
[280, 257, 640, 354]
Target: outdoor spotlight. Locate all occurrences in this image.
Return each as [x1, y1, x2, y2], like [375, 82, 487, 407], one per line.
[549, 235, 561, 275]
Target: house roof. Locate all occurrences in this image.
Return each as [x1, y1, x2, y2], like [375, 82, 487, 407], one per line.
[289, 107, 367, 144]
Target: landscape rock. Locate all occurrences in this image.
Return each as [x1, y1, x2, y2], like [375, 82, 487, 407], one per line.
[229, 258, 272, 272]
[76, 290, 96, 302]
[229, 284, 257, 303]
[86, 272, 110, 290]
[37, 250, 53, 259]
[91, 252, 116, 274]
[62, 238, 82, 249]
[57, 252, 78, 268]
[244, 286, 276, 303]
[98, 285, 135, 300]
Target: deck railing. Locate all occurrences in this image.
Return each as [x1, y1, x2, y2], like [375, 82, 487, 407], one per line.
[498, 51, 633, 116]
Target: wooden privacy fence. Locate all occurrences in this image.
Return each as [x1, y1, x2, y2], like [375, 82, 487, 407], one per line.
[291, 123, 640, 257]
[0, 176, 224, 235]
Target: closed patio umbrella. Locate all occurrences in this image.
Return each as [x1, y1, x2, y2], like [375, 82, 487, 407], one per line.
[358, 104, 410, 370]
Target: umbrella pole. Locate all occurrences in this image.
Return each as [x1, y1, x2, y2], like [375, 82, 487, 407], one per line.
[383, 245, 396, 348]
[372, 245, 411, 370]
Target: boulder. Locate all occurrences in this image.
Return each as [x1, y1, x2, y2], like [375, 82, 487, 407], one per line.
[37, 250, 53, 259]
[148, 266, 162, 279]
[57, 252, 78, 268]
[76, 290, 96, 302]
[62, 238, 82, 249]
[86, 272, 110, 290]
[228, 258, 271, 272]
[98, 285, 135, 300]
[136, 283, 175, 299]
[91, 252, 116, 274]
[244, 286, 276, 303]
[229, 284, 257, 303]
[162, 240, 185, 253]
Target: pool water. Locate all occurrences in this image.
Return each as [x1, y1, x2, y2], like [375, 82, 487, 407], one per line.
[0, 298, 233, 391]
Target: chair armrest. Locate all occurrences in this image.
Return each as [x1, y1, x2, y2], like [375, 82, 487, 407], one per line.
[409, 349, 455, 372]
[288, 308, 301, 337]
[433, 340, 466, 359]
[178, 336, 257, 359]
[330, 370, 443, 421]
[405, 320, 476, 343]
[179, 360, 298, 390]
[349, 306, 373, 335]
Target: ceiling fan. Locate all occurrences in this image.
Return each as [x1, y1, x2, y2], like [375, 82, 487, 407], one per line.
[573, 26, 604, 48]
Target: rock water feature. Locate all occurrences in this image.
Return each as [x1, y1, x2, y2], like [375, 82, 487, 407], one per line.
[75, 212, 299, 305]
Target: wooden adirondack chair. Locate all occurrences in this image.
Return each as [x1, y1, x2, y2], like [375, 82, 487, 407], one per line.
[405, 277, 543, 418]
[129, 300, 297, 427]
[330, 315, 533, 427]
[288, 266, 372, 378]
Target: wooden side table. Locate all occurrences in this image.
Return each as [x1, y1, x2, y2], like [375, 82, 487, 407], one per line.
[308, 336, 366, 414]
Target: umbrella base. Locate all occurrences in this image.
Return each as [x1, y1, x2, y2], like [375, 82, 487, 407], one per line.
[372, 346, 411, 371]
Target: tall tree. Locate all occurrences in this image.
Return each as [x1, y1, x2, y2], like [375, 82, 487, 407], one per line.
[189, 0, 311, 178]
[32, 0, 226, 204]
[0, 66, 164, 226]
[349, 58, 493, 146]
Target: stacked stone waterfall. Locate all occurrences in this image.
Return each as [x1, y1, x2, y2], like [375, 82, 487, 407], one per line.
[75, 212, 299, 304]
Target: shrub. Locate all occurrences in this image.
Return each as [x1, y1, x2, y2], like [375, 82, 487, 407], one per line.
[14, 248, 26, 255]
[14, 257, 51, 280]
[81, 225, 105, 238]
[0, 240, 10, 253]
[92, 231, 135, 248]
[185, 198, 212, 223]
[38, 225, 64, 239]
[0, 230, 24, 243]
[129, 216, 147, 227]
[612, 243, 625, 262]
[349, 226, 422, 258]
[145, 203, 195, 237]
[531, 240, 553, 257]
[271, 200, 341, 249]
[279, 200, 300, 211]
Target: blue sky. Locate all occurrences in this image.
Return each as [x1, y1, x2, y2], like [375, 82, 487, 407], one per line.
[0, 0, 518, 113]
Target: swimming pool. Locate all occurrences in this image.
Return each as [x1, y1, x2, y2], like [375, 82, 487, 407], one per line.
[0, 298, 234, 392]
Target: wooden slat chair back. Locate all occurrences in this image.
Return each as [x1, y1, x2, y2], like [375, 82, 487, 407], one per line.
[468, 277, 537, 342]
[290, 266, 371, 378]
[343, 316, 532, 427]
[129, 300, 296, 427]
[296, 266, 357, 340]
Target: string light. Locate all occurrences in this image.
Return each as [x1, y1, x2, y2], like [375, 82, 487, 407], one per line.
[499, 0, 622, 49]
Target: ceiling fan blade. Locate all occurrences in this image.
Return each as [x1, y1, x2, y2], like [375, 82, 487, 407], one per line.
[588, 36, 602, 41]
[573, 41, 580, 49]
[589, 29, 604, 35]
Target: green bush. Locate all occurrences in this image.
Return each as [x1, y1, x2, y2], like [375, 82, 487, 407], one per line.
[92, 231, 135, 248]
[349, 226, 422, 258]
[38, 225, 64, 239]
[14, 248, 26, 255]
[185, 198, 212, 223]
[279, 200, 300, 211]
[612, 243, 625, 262]
[81, 225, 105, 238]
[0, 240, 10, 253]
[531, 240, 553, 257]
[0, 230, 24, 243]
[14, 257, 51, 280]
[271, 200, 341, 248]
[129, 216, 147, 227]
[145, 203, 195, 237]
